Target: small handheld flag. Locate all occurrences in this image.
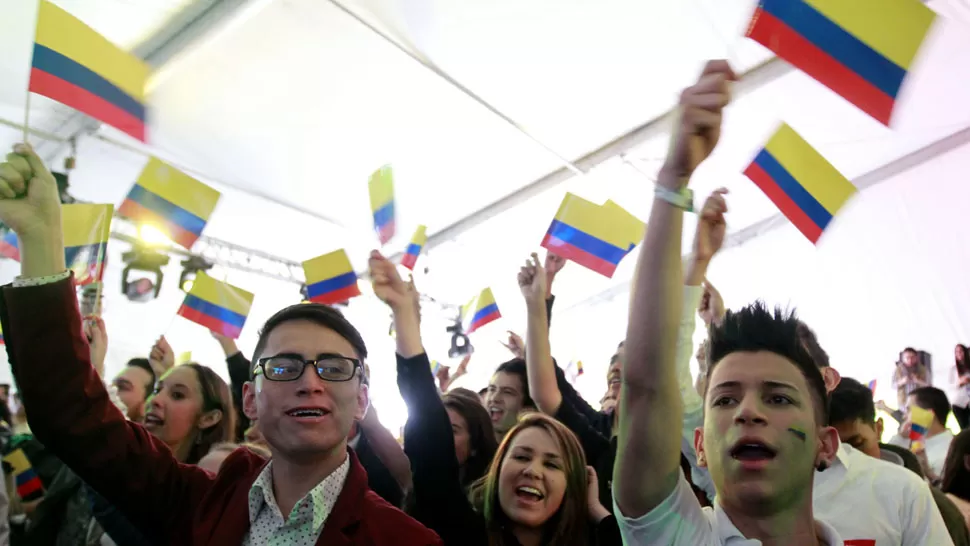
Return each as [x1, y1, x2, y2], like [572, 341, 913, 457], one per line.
[0, 323, 5, 345]
[0, 204, 113, 286]
[0, 232, 20, 261]
[743, 124, 857, 244]
[303, 249, 361, 305]
[462, 288, 501, 334]
[401, 225, 427, 271]
[63, 204, 113, 286]
[29, 0, 150, 141]
[868, 379, 877, 392]
[369, 165, 395, 245]
[602, 200, 645, 254]
[541, 193, 632, 278]
[3, 448, 43, 501]
[909, 405, 934, 444]
[746, 0, 935, 125]
[119, 158, 221, 250]
[177, 272, 253, 339]
[176, 351, 193, 366]
[431, 360, 442, 376]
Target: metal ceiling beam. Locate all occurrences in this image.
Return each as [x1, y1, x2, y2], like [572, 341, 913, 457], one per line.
[562, 124, 970, 312]
[387, 56, 793, 263]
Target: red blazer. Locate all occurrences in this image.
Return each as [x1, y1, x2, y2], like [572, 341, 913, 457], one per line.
[0, 277, 442, 546]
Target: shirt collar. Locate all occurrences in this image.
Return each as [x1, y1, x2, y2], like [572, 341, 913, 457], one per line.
[247, 455, 352, 531]
[713, 504, 844, 544]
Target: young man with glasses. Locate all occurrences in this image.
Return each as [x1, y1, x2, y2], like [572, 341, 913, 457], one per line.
[0, 144, 441, 545]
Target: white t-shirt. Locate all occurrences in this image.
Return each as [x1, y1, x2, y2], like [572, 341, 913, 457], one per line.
[924, 430, 954, 478]
[813, 444, 954, 546]
[614, 473, 844, 545]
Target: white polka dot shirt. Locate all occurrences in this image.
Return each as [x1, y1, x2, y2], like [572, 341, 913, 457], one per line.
[242, 457, 351, 546]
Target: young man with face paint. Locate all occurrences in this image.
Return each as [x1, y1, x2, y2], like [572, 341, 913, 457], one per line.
[612, 60, 845, 545]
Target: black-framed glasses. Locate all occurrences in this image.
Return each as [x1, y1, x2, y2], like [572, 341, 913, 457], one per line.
[253, 354, 361, 383]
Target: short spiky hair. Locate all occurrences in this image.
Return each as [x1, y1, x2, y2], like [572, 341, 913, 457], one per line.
[251, 303, 368, 379]
[829, 377, 876, 425]
[707, 302, 829, 425]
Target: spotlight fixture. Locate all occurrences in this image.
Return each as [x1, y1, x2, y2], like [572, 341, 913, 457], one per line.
[121, 246, 170, 302]
[446, 320, 473, 359]
[179, 256, 213, 293]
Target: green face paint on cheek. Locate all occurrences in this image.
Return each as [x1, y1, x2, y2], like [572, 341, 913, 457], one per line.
[787, 427, 807, 441]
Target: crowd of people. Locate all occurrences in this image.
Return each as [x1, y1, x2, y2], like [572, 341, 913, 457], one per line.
[0, 61, 965, 545]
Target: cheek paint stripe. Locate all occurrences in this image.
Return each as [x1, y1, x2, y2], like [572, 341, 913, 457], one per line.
[788, 427, 807, 441]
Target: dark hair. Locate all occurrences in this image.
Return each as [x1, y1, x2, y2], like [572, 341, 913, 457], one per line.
[126, 358, 156, 397]
[909, 386, 950, 426]
[183, 364, 236, 465]
[795, 321, 830, 368]
[829, 377, 876, 425]
[903, 347, 918, 355]
[707, 302, 829, 425]
[251, 303, 368, 380]
[491, 359, 535, 409]
[469, 413, 589, 546]
[941, 429, 970, 501]
[442, 390, 498, 489]
[956, 345, 969, 376]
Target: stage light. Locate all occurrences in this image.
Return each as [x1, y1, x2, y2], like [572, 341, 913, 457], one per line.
[179, 256, 213, 292]
[446, 320, 473, 358]
[121, 246, 170, 302]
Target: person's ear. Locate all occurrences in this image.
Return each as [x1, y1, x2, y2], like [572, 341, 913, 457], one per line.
[355, 383, 370, 422]
[875, 417, 884, 439]
[816, 426, 840, 469]
[198, 408, 223, 431]
[694, 427, 707, 468]
[243, 380, 259, 422]
[821, 367, 841, 394]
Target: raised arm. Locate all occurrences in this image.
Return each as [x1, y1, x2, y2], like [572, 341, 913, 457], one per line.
[358, 404, 412, 494]
[369, 251, 479, 541]
[0, 144, 211, 541]
[519, 253, 563, 415]
[613, 62, 733, 518]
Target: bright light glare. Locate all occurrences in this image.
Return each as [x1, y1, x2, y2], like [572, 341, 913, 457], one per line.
[139, 225, 173, 246]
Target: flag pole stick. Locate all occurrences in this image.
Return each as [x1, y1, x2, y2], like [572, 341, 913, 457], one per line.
[22, 93, 31, 144]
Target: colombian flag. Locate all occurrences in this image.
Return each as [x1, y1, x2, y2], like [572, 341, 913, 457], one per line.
[462, 288, 501, 334]
[401, 225, 427, 271]
[868, 379, 877, 392]
[909, 405, 935, 447]
[303, 249, 361, 305]
[743, 124, 857, 244]
[0, 232, 19, 261]
[602, 200, 645, 254]
[177, 272, 253, 339]
[63, 204, 113, 286]
[369, 165, 395, 245]
[29, 1, 150, 141]
[119, 158, 221, 249]
[746, 0, 935, 125]
[431, 360, 441, 376]
[0, 205, 112, 285]
[3, 448, 43, 501]
[541, 193, 631, 278]
[0, 323, 5, 345]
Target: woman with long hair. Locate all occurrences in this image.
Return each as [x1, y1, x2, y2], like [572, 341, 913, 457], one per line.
[89, 362, 236, 545]
[940, 429, 970, 530]
[951, 345, 970, 429]
[371, 249, 618, 546]
[444, 388, 499, 489]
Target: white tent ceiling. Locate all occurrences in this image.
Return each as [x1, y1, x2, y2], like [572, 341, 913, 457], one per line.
[0, 0, 968, 431]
